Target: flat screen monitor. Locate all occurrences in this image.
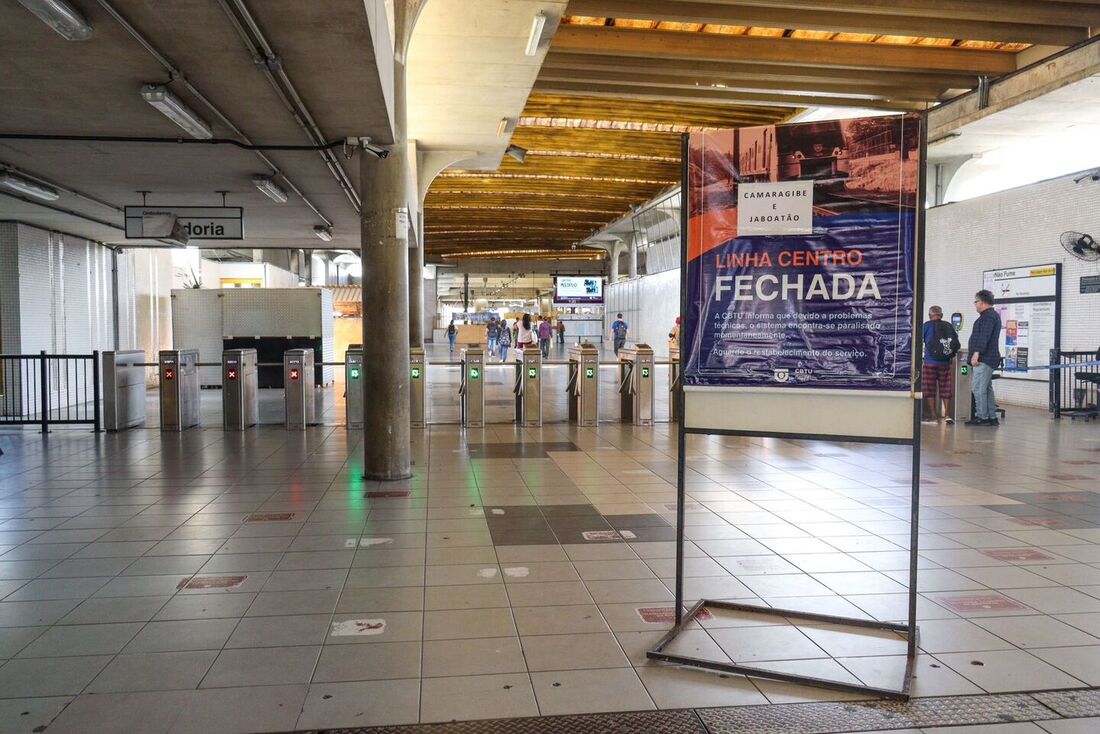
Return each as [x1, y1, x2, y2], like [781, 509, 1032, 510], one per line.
[554, 276, 604, 304]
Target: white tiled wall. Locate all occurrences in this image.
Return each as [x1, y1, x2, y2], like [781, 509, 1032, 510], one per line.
[605, 269, 681, 357]
[926, 171, 1100, 409]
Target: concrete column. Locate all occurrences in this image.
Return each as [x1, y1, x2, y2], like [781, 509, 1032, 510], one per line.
[408, 242, 423, 347]
[360, 51, 412, 480]
[628, 235, 638, 279]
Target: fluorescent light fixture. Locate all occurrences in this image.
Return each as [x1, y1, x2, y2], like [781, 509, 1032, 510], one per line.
[497, 117, 516, 137]
[313, 225, 333, 242]
[252, 175, 288, 203]
[0, 171, 60, 201]
[525, 12, 547, 57]
[16, 0, 92, 40]
[140, 84, 213, 140]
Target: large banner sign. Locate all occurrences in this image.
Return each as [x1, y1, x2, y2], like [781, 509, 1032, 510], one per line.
[684, 115, 920, 389]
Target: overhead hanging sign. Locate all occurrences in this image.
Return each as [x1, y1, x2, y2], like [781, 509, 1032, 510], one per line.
[124, 206, 244, 240]
[684, 115, 920, 391]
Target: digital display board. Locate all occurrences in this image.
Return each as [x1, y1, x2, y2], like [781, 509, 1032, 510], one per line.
[554, 276, 604, 304]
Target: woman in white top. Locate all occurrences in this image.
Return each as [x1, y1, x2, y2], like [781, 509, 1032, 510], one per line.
[516, 313, 536, 351]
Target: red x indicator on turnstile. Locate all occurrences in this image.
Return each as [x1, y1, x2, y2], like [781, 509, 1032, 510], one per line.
[289, 368, 300, 381]
[164, 368, 174, 380]
[227, 369, 237, 380]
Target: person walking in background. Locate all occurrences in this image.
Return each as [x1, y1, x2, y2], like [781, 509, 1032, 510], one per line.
[921, 305, 960, 424]
[967, 289, 1002, 427]
[556, 319, 565, 345]
[538, 315, 552, 358]
[486, 317, 499, 360]
[668, 316, 681, 350]
[447, 320, 457, 353]
[610, 313, 629, 357]
[517, 313, 536, 351]
[498, 319, 511, 361]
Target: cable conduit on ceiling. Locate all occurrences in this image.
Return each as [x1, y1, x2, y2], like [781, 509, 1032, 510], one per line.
[216, 0, 362, 212]
[94, 0, 335, 228]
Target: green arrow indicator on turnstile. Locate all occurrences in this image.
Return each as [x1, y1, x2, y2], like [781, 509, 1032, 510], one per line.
[350, 367, 361, 380]
[641, 367, 650, 378]
[528, 367, 537, 379]
[470, 367, 480, 380]
[585, 367, 594, 379]
[960, 365, 969, 375]
[410, 367, 420, 379]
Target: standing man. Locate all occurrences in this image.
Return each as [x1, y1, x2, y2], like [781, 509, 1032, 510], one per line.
[486, 317, 499, 361]
[556, 318, 565, 346]
[538, 316, 552, 359]
[921, 305, 960, 424]
[966, 289, 1002, 426]
[610, 313, 629, 357]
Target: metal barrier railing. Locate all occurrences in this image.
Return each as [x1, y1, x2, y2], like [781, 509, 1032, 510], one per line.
[0, 351, 101, 433]
[1050, 349, 1100, 420]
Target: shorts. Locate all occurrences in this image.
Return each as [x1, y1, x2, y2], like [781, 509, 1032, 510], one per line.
[921, 363, 953, 399]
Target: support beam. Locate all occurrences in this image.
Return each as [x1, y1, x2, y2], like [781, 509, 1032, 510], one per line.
[543, 52, 979, 90]
[566, 0, 1089, 47]
[551, 26, 1018, 74]
[532, 80, 926, 111]
[703, 0, 1100, 28]
[538, 68, 941, 103]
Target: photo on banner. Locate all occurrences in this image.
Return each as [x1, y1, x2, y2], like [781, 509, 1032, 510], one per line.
[683, 115, 920, 390]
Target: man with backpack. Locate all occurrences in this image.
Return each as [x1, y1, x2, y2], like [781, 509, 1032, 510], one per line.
[922, 305, 960, 424]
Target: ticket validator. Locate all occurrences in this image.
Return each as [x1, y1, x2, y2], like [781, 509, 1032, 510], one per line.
[460, 346, 484, 428]
[159, 349, 200, 431]
[284, 349, 315, 430]
[954, 356, 973, 422]
[345, 347, 363, 429]
[410, 346, 426, 429]
[514, 346, 542, 427]
[618, 343, 655, 426]
[222, 348, 258, 431]
[567, 342, 599, 427]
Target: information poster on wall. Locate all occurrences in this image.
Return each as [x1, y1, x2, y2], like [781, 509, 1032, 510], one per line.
[981, 264, 1060, 381]
[683, 114, 919, 389]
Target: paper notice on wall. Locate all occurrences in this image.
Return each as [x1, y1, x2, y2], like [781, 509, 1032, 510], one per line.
[736, 181, 813, 236]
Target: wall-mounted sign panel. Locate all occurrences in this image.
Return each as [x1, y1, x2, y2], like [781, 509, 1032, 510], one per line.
[125, 206, 243, 240]
[981, 263, 1060, 381]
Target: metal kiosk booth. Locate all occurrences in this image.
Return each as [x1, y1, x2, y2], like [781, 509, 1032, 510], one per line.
[618, 343, 655, 426]
[567, 343, 599, 427]
[514, 347, 542, 427]
[669, 346, 681, 423]
[345, 347, 364, 429]
[158, 349, 200, 432]
[222, 348, 258, 431]
[460, 346, 484, 428]
[284, 349, 315, 430]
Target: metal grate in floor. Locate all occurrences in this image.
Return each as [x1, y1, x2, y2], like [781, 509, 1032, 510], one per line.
[293, 688, 1100, 734]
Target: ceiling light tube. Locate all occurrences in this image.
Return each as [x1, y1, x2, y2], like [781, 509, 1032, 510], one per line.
[313, 225, 333, 242]
[497, 118, 514, 137]
[525, 12, 547, 57]
[253, 175, 288, 203]
[0, 171, 61, 201]
[140, 84, 213, 140]
[16, 0, 92, 41]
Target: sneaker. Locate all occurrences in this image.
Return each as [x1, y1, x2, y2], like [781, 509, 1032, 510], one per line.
[946, 417, 955, 425]
[921, 418, 937, 425]
[964, 418, 986, 426]
[987, 418, 1000, 426]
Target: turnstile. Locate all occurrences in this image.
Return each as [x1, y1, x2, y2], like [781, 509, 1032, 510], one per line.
[669, 346, 681, 423]
[460, 346, 484, 428]
[345, 348, 363, 429]
[103, 350, 147, 431]
[159, 349, 200, 432]
[222, 349, 258, 431]
[410, 347, 425, 429]
[568, 343, 600, 427]
[284, 349, 315, 430]
[618, 343, 655, 426]
[954, 357, 973, 422]
[514, 347, 542, 427]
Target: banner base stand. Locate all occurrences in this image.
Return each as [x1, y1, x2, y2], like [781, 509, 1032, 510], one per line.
[646, 599, 918, 702]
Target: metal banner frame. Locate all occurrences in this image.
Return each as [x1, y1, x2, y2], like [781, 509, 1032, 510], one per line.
[647, 116, 928, 701]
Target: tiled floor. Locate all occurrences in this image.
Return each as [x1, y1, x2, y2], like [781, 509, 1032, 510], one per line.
[2, 384, 1100, 732]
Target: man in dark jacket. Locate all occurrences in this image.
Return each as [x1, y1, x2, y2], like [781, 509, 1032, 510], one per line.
[966, 289, 1002, 426]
